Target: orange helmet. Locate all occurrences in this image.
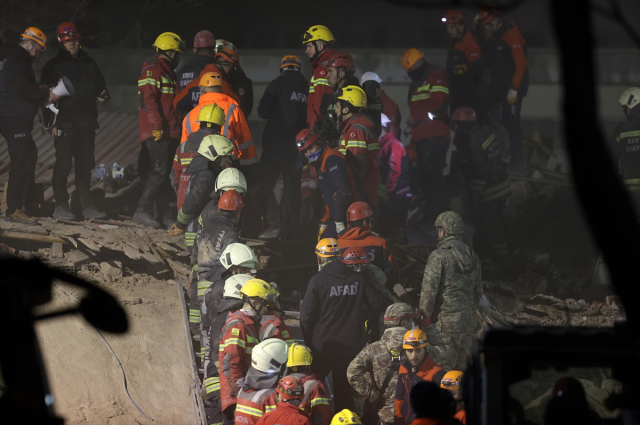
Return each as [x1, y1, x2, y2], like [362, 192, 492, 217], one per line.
[57, 22, 79, 43]
[22, 27, 48, 49]
[401, 48, 424, 71]
[276, 376, 305, 401]
[478, 4, 502, 25]
[200, 71, 223, 87]
[296, 128, 321, 152]
[218, 190, 244, 211]
[315, 238, 341, 258]
[216, 48, 239, 66]
[342, 246, 370, 266]
[194, 30, 215, 48]
[451, 107, 476, 122]
[442, 10, 465, 25]
[280, 55, 301, 70]
[346, 201, 373, 222]
[403, 329, 428, 349]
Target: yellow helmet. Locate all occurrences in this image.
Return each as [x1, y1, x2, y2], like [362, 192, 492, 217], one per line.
[153, 32, 185, 52]
[240, 278, 280, 305]
[197, 134, 234, 161]
[401, 48, 424, 70]
[315, 238, 341, 258]
[330, 410, 361, 425]
[287, 342, 313, 368]
[302, 25, 334, 44]
[403, 329, 428, 349]
[200, 71, 223, 87]
[441, 370, 464, 390]
[337, 86, 367, 109]
[197, 104, 225, 127]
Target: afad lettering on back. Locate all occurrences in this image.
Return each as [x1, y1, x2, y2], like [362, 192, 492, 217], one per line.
[330, 282, 358, 297]
[290, 92, 308, 103]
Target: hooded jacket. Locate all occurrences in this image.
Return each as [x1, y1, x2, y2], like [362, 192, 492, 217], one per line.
[0, 43, 50, 118]
[337, 225, 397, 273]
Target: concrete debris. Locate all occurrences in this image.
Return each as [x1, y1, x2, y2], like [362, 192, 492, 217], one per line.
[49, 242, 64, 259]
[100, 261, 123, 282]
[515, 271, 548, 299]
[64, 249, 90, 268]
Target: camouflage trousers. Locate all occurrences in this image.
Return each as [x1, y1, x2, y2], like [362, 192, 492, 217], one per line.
[437, 310, 477, 370]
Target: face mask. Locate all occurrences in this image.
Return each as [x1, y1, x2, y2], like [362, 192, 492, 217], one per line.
[306, 145, 325, 163]
[408, 62, 428, 82]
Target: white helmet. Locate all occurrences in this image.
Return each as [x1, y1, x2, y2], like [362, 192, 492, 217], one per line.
[224, 274, 253, 299]
[215, 168, 247, 194]
[251, 339, 289, 374]
[380, 113, 391, 128]
[360, 71, 382, 85]
[220, 243, 258, 269]
[619, 87, 640, 109]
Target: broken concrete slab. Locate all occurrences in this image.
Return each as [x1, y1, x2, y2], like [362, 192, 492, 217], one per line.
[49, 242, 64, 259]
[64, 249, 90, 267]
[100, 261, 123, 282]
[78, 238, 101, 252]
[515, 271, 548, 299]
[529, 294, 562, 306]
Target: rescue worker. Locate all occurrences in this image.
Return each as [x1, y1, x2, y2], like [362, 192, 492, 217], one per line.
[361, 72, 401, 139]
[326, 52, 358, 93]
[609, 87, 640, 214]
[450, 107, 509, 274]
[217, 40, 255, 118]
[331, 410, 362, 425]
[378, 114, 411, 232]
[257, 55, 308, 239]
[442, 10, 482, 115]
[285, 343, 331, 425]
[419, 212, 482, 370]
[401, 48, 450, 230]
[41, 21, 109, 221]
[220, 278, 279, 420]
[302, 25, 336, 129]
[259, 309, 295, 347]
[255, 376, 312, 425]
[234, 335, 288, 425]
[394, 330, 446, 425]
[176, 30, 216, 92]
[0, 27, 58, 224]
[440, 371, 466, 424]
[300, 238, 384, 412]
[477, 6, 529, 176]
[133, 32, 184, 228]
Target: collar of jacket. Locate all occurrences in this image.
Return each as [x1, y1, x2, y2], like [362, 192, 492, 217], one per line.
[199, 91, 235, 105]
[403, 354, 437, 376]
[339, 112, 371, 133]
[238, 366, 280, 391]
[437, 235, 462, 247]
[319, 259, 348, 274]
[312, 47, 335, 70]
[275, 402, 304, 412]
[379, 131, 399, 149]
[192, 53, 215, 66]
[340, 225, 371, 240]
[150, 53, 176, 75]
[57, 48, 88, 61]
[218, 297, 243, 315]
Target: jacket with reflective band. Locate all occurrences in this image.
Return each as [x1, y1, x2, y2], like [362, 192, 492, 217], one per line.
[236, 388, 278, 425]
[176, 53, 215, 92]
[197, 216, 240, 300]
[171, 128, 215, 211]
[287, 373, 331, 425]
[307, 48, 335, 129]
[394, 358, 445, 425]
[174, 63, 241, 114]
[338, 225, 397, 273]
[446, 30, 482, 112]
[610, 107, 640, 186]
[313, 147, 362, 224]
[378, 132, 410, 202]
[408, 65, 450, 142]
[220, 310, 260, 411]
[255, 401, 313, 425]
[496, 20, 528, 93]
[137, 54, 180, 141]
[204, 302, 239, 398]
[338, 114, 380, 206]
[381, 91, 402, 139]
[259, 315, 295, 346]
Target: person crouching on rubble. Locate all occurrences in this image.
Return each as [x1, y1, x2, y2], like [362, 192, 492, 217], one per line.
[255, 375, 312, 425]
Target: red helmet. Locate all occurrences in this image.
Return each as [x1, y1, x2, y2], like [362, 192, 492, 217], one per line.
[552, 377, 586, 399]
[477, 5, 502, 25]
[442, 10, 465, 25]
[326, 52, 356, 74]
[342, 246, 370, 265]
[57, 22, 79, 43]
[276, 376, 305, 401]
[296, 128, 320, 152]
[451, 107, 476, 122]
[216, 48, 239, 66]
[346, 201, 373, 222]
[218, 190, 244, 211]
[194, 30, 215, 48]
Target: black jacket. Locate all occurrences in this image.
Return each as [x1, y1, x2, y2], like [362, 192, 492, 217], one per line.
[0, 44, 50, 118]
[176, 154, 225, 229]
[300, 260, 383, 357]
[176, 53, 215, 92]
[40, 48, 107, 128]
[610, 106, 640, 181]
[229, 65, 254, 118]
[258, 70, 308, 154]
[196, 215, 240, 284]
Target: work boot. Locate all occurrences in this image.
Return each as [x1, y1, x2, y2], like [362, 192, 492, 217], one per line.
[258, 226, 282, 240]
[5, 209, 37, 225]
[53, 204, 76, 221]
[82, 206, 107, 220]
[132, 210, 160, 229]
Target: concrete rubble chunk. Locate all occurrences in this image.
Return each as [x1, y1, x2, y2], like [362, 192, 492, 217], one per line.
[529, 294, 562, 305]
[78, 238, 101, 252]
[515, 271, 547, 299]
[49, 242, 64, 259]
[64, 249, 90, 267]
[100, 261, 123, 281]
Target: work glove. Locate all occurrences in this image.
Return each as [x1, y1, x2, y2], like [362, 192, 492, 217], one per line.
[152, 130, 163, 141]
[167, 223, 184, 236]
[507, 88, 518, 105]
[318, 223, 328, 241]
[419, 309, 432, 328]
[335, 221, 345, 234]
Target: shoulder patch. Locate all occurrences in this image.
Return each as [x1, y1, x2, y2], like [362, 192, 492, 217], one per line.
[282, 330, 289, 338]
[319, 69, 327, 77]
[147, 70, 152, 77]
[231, 328, 240, 336]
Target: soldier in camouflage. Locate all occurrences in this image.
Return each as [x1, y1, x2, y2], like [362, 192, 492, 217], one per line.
[419, 211, 482, 370]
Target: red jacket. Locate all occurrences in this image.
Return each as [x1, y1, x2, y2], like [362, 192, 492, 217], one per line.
[137, 54, 181, 142]
[307, 48, 335, 129]
[408, 65, 450, 142]
[255, 402, 312, 425]
[337, 225, 397, 273]
[259, 315, 295, 346]
[395, 357, 445, 425]
[410, 419, 449, 425]
[498, 21, 528, 91]
[287, 373, 331, 425]
[236, 388, 278, 425]
[381, 91, 402, 139]
[379, 132, 410, 201]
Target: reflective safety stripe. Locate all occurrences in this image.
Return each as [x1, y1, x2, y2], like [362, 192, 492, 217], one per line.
[624, 178, 640, 185]
[205, 377, 221, 393]
[367, 143, 379, 151]
[431, 85, 449, 94]
[481, 133, 496, 150]
[236, 404, 263, 417]
[180, 157, 193, 165]
[138, 78, 160, 87]
[198, 280, 212, 297]
[468, 179, 486, 193]
[178, 208, 193, 226]
[411, 93, 431, 101]
[161, 87, 176, 94]
[479, 179, 511, 202]
[619, 130, 640, 139]
[189, 309, 200, 323]
[311, 77, 329, 87]
[239, 157, 258, 165]
[198, 215, 204, 227]
[310, 397, 330, 407]
[237, 140, 254, 150]
[417, 84, 431, 93]
[344, 141, 367, 149]
[185, 115, 193, 136]
[377, 183, 387, 198]
[174, 154, 178, 161]
[223, 104, 237, 138]
[264, 405, 276, 413]
[220, 337, 247, 349]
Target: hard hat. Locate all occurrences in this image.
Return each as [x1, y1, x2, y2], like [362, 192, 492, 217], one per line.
[223, 274, 253, 299]
[296, 128, 321, 152]
[401, 48, 424, 71]
[327, 52, 356, 74]
[22, 27, 48, 49]
[360, 72, 382, 85]
[451, 107, 477, 122]
[442, 9, 465, 25]
[380, 113, 391, 128]
[315, 238, 341, 258]
[199, 71, 223, 87]
[251, 339, 288, 374]
[215, 168, 247, 194]
[346, 201, 373, 222]
[280, 55, 301, 70]
[218, 189, 244, 211]
[302, 25, 335, 44]
[216, 39, 236, 53]
[240, 278, 280, 305]
[220, 243, 258, 269]
[441, 371, 464, 390]
[153, 32, 185, 52]
[216, 48, 239, 66]
[197, 134, 234, 162]
[403, 329, 428, 349]
[287, 342, 313, 367]
[383, 303, 420, 326]
[56, 22, 79, 43]
[552, 377, 586, 399]
[619, 87, 640, 109]
[276, 376, 305, 400]
[342, 246, 370, 265]
[477, 5, 502, 25]
[197, 103, 225, 127]
[330, 410, 361, 425]
[434, 211, 465, 235]
[336, 85, 367, 109]
[362, 265, 387, 289]
[194, 30, 215, 48]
